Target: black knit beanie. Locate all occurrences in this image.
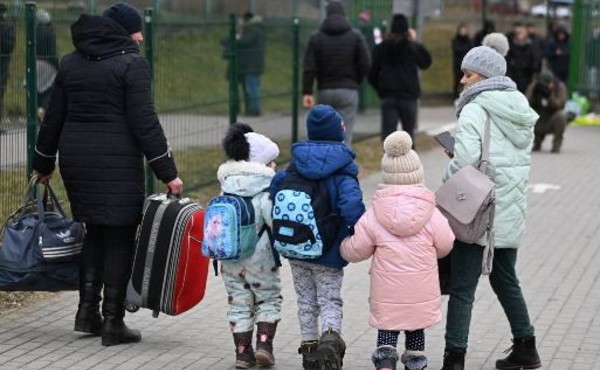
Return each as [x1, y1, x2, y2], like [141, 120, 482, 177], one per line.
[391, 14, 408, 35]
[103, 3, 142, 34]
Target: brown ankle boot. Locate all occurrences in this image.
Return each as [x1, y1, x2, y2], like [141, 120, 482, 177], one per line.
[255, 322, 276, 367]
[233, 331, 256, 369]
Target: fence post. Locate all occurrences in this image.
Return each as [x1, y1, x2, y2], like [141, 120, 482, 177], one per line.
[25, 2, 37, 178]
[481, 0, 488, 25]
[568, 0, 584, 95]
[228, 13, 239, 125]
[144, 8, 155, 195]
[291, 17, 300, 143]
[88, 0, 97, 14]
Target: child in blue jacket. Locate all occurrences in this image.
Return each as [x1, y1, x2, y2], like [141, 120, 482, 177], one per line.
[270, 105, 366, 369]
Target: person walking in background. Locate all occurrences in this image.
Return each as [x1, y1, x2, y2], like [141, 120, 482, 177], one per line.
[0, 3, 15, 120]
[451, 23, 472, 99]
[270, 104, 365, 369]
[526, 69, 568, 153]
[526, 22, 544, 75]
[546, 26, 570, 83]
[368, 13, 432, 144]
[216, 124, 283, 369]
[341, 131, 454, 370]
[441, 33, 541, 370]
[32, 3, 182, 347]
[302, 2, 370, 147]
[238, 12, 265, 117]
[36, 8, 59, 118]
[358, 9, 376, 50]
[506, 22, 536, 93]
[473, 20, 494, 46]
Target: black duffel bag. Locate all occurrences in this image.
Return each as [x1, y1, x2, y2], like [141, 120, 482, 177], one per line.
[0, 180, 83, 291]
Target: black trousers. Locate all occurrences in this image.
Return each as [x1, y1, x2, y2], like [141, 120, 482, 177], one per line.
[380, 97, 418, 144]
[81, 224, 137, 294]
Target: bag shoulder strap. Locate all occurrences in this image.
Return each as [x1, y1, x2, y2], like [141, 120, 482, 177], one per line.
[479, 109, 492, 174]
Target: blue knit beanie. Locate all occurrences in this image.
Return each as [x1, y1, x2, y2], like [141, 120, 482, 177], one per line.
[103, 3, 142, 34]
[306, 104, 345, 142]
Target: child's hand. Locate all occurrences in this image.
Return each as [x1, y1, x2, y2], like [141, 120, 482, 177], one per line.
[303, 95, 315, 108]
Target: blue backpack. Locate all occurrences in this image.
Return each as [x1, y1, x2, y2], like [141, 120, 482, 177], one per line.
[271, 165, 345, 260]
[202, 194, 259, 261]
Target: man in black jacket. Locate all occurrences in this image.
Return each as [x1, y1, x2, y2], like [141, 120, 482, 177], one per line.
[0, 3, 15, 120]
[368, 14, 432, 143]
[33, 3, 182, 347]
[506, 22, 536, 93]
[302, 2, 370, 146]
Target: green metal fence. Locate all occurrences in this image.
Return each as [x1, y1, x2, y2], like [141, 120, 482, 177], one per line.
[568, 0, 600, 100]
[6, 0, 511, 223]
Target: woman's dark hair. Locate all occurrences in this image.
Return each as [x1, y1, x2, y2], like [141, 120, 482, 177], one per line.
[222, 123, 253, 161]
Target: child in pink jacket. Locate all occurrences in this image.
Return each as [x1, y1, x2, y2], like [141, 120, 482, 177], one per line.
[341, 131, 455, 370]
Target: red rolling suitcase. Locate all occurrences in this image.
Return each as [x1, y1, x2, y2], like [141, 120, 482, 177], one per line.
[126, 193, 209, 317]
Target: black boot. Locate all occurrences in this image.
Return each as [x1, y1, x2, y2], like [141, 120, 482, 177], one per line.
[74, 267, 103, 335]
[255, 322, 277, 367]
[317, 328, 346, 370]
[495, 337, 541, 370]
[372, 345, 399, 369]
[101, 287, 141, 346]
[440, 348, 465, 370]
[233, 331, 256, 369]
[298, 340, 319, 370]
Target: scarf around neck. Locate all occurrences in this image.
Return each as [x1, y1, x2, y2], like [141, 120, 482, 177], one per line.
[455, 76, 517, 117]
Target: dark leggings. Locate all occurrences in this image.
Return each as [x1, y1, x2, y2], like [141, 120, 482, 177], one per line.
[81, 224, 137, 291]
[377, 329, 425, 351]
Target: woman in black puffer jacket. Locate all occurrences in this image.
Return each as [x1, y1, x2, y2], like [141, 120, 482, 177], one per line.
[33, 3, 182, 346]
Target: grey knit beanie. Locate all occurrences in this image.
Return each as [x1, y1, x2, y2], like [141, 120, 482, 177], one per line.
[461, 33, 510, 78]
[381, 131, 424, 186]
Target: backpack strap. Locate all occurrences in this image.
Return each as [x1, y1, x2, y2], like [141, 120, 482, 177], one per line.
[258, 224, 281, 268]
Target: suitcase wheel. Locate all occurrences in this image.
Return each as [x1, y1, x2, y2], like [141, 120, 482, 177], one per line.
[125, 302, 139, 313]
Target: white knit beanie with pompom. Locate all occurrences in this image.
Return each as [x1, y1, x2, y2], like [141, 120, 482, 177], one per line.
[461, 32, 510, 78]
[381, 131, 424, 186]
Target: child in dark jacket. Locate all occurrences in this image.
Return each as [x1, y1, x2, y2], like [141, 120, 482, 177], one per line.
[270, 104, 366, 369]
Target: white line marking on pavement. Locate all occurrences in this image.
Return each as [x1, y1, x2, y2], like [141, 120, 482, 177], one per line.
[528, 183, 562, 194]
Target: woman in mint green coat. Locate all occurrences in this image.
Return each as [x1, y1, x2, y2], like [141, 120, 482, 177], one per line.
[440, 33, 542, 370]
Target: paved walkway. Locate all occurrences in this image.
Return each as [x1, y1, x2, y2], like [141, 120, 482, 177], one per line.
[0, 124, 598, 369]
